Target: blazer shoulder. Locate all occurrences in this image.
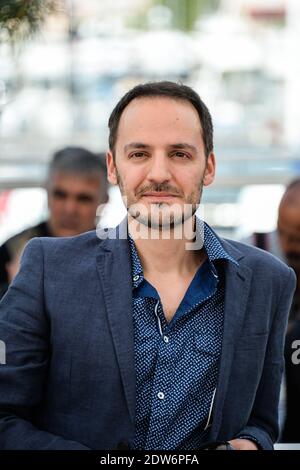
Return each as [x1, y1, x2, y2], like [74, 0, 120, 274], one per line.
[223, 237, 293, 278]
[29, 229, 101, 260]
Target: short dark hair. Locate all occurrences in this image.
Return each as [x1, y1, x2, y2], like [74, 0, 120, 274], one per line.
[48, 146, 108, 198]
[49, 146, 105, 177]
[108, 81, 213, 159]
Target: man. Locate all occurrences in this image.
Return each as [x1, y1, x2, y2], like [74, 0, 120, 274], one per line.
[0, 146, 108, 298]
[246, 179, 300, 296]
[0, 82, 296, 450]
[277, 180, 300, 327]
[275, 180, 300, 442]
[243, 181, 300, 440]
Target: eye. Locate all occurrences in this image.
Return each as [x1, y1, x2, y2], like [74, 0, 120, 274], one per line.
[77, 195, 94, 203]
[129, 152, 147, 159]
[173, 151, 189, 159]
[52, 189, 67, 200]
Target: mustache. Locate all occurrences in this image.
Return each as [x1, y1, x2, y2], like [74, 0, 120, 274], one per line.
[136, 183, 182, 197]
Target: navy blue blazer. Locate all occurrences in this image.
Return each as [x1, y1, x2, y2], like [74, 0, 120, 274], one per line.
[0, 222, 296, 450]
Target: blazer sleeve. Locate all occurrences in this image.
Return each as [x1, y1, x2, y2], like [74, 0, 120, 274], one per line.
[235, 266, 296, 449]
[0, 238, 90, 450]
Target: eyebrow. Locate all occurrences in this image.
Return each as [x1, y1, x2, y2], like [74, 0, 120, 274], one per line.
[52, 189, 94, 201]
[168, 143, 197, 153]
[124, 143, 150, 153]
[124, 142, 198, 153]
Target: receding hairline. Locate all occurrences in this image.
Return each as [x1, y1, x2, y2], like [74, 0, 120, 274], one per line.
[117, 94, 203, 118]
[112, 95, 205, 150]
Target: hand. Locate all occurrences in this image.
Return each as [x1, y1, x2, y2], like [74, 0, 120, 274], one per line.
[228, 438, 258, 450]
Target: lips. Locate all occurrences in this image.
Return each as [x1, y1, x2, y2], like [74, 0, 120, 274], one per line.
[142, 192, 179, 197]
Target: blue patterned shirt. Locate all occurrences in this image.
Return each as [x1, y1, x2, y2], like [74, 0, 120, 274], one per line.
[129, 219, 238, 450]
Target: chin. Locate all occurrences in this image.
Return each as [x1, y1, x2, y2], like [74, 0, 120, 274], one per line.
[56, 228, 80, 237]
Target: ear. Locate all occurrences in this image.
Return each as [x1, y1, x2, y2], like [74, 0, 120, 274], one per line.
[203, 152, 216, 187]
[106, 151, 118, 186]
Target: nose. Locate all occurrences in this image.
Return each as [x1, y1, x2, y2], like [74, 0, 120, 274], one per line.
[62, 197, 78, 216]
[147, 153, 171, 184]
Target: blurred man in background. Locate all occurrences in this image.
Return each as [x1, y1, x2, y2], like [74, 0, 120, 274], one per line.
[244, 179, 300, 442]
[0, 146, 108, 298]
[277, 180, 300, 328]
[277, 179, 300, 443]
[247, 179, 300, 326]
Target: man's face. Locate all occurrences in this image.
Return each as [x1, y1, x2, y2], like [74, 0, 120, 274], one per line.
[278, 204, 300, 274]
[47, 172, 104, 237]
[107, 97, 215, 229]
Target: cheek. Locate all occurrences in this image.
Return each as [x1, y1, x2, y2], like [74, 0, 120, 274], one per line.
[176, 169, 203, 191]
[119, 166, 146, 191]
[81, 204, 98, 218]
[49, 200, 62, 214]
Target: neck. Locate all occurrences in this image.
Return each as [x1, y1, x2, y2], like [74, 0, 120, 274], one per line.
[128, 215, 205, 276]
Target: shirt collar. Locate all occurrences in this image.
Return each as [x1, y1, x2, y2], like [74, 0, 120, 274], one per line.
[198, 218, 238, 266]
[128, 235, 144, 289]
[128, 217, 238, 290]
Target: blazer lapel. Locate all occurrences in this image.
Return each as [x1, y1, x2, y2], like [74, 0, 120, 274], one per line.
[210, 256, 253, 440]
[96, 224, 136, 424]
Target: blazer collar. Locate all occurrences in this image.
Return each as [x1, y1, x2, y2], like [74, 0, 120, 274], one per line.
[209, 259, 253, 440]
[96, 221, 136, 424]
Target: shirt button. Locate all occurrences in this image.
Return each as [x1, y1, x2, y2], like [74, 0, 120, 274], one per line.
[163, 336, 169, 343]
[157, 392, 165, 400]
[133, 275, 139, 282]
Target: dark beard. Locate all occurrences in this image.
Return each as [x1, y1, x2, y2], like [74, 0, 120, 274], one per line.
[116, 167, 204, 230]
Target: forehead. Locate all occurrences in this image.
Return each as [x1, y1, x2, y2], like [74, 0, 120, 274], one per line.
[116, 97, 203, 143]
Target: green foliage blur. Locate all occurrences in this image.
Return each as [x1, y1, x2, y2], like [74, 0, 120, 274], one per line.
[0, 0, 59, 43]
[151, 0, 220, 30]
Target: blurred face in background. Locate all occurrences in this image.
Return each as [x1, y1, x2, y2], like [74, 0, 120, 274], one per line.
[47, 171, 104, 237]
[278, 202, 300, 277]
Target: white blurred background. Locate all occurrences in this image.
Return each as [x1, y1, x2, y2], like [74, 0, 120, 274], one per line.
[1, 0, 300, 242]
